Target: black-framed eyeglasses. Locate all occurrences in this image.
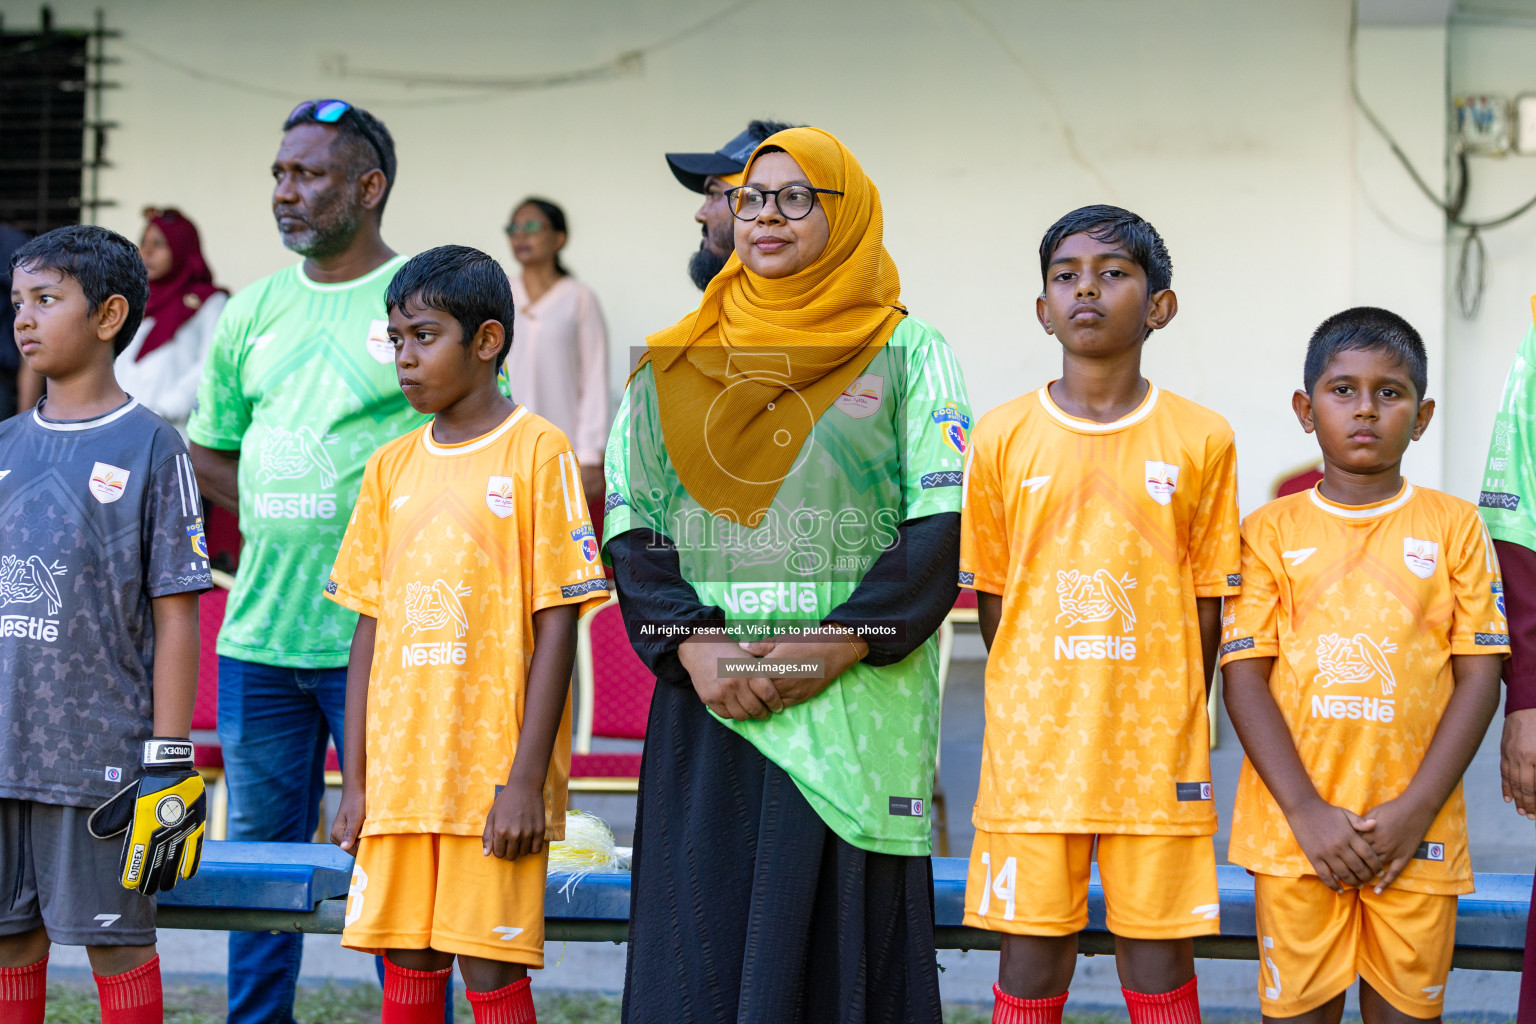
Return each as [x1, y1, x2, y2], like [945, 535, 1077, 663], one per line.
[287, 98, 388, 174]
[724, 185, 842, 221]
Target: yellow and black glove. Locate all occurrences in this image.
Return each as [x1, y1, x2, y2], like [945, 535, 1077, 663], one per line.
[88, 738, 207, 895]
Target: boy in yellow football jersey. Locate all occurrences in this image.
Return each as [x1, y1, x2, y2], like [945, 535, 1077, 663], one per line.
[326, 246, 609, 1024]
[960, 206, 1240, 1024]
[1221, 307, 1506, 1023]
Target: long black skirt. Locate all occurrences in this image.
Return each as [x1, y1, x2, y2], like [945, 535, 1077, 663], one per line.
[621, 679, 944, 1024]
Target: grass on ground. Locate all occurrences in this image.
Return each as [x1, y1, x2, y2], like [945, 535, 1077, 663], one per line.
[42, 982, 1134, 1023]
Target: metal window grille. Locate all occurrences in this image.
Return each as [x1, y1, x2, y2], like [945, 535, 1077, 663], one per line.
[0, 7, 117, 234]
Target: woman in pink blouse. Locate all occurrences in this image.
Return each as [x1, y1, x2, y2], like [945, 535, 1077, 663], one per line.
[506, 197, 611, 508]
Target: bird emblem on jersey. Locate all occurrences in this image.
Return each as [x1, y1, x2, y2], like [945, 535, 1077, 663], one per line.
[1314, 633, 1398, 695]
[0, 555, 67, 616]
[1145, 460, 1180, 506]
[88, 462, 130, 504]
[403, 580, 472, 639]
[1402, 537, 1438, 579]
[258, 426, 339, 488]
[1055, 569, 1137, 631]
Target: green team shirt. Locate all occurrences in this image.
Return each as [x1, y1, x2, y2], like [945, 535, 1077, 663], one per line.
[1481, 319, 1536, 552]
[603, 317, 970, 855]
[188, 256, 425, 667]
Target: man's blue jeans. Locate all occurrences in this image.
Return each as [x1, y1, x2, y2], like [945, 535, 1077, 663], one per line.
[217, 656, 454, 1023]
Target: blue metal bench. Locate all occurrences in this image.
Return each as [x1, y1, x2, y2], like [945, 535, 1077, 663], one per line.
[155, 842, 1528, 971]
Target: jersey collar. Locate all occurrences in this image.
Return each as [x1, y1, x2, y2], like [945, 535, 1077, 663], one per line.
[1036, 381, 1159, 434]
[295, 253, 408, 293]
[1307, 479, 1415, 520]
[420, 405, 527, 457]
[31, 396, 139, 432]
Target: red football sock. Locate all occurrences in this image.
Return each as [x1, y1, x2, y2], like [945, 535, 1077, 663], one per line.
[0, 954, 47, 1024]
[1123, 975, 1201, 1024]
[993, 982, 1068, 1024]
[466, 976, 536, 1024]
[382, 960, 453, 1024]
[94, 954, 163, 1024]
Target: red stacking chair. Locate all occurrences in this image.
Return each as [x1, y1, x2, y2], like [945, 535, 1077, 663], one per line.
[570, 598, 656, 793]
[1275, 460, 1325, 498]
[195, 576, 232, 839]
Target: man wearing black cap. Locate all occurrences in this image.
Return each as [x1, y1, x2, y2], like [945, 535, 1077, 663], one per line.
[667, 119, 799, 290]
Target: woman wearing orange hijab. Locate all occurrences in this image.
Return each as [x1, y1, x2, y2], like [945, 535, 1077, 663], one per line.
[605, 128, 971, 1022]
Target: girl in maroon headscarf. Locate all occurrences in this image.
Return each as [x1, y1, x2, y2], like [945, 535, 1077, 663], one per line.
[117, 208, 228, 433]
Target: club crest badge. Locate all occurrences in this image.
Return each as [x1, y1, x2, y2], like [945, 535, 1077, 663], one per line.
[88, 462, 130, 504]
[572, 524, 598, 563]
[186, 520, 208, 559]
[365, 318, 395, 364]
[1495, 581, 1505, 618]
[1403, 537, 1439, 579]
[834, 374, 885, 419]
[1145, 461, 1180, 506]
[486, 476, 516, 519]
[931, 403, 971, 455]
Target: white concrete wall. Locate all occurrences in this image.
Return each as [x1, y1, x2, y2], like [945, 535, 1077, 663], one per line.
[1352, 24, 1448, 490]
[1443, 17, 1536, 503]
[1, 0, 1478, 512]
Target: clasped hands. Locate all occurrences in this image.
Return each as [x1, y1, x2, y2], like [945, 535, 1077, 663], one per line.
[1288, 794, 1436, 894]
[679, 626, 867, 721]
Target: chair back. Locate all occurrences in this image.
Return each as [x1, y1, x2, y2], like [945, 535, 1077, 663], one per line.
[574, 598, 656, 753]
[193, 585, 228, 732]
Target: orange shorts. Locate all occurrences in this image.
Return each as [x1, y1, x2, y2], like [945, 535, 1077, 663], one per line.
[963, 831, 1219, 939]
[341, 833, 548, 966]
[1253, 873, 1455, 1019]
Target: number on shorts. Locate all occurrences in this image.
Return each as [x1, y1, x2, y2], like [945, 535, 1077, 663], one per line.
[976, 852, 1017, 922]
[345, 864, 368, 927]
[1261, 935, 1281, 1000]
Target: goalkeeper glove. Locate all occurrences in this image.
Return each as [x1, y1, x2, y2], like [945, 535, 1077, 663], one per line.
[88, 738, 207, 895]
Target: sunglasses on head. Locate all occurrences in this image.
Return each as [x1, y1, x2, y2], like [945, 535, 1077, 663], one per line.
[287, 98, 389, 172]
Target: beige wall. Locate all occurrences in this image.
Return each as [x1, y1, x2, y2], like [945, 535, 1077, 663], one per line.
[6, 0, 1484, 512]
[1444, 17, 1536, 503]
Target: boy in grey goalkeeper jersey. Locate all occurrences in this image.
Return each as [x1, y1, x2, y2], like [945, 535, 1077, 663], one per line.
[0, 225, 209, 1023]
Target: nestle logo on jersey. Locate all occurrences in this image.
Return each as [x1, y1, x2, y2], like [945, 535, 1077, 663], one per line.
[0, 615, 59, 642]
[1054, 634, 1137, 661]
[251, 492, 338, 519]
[718, 582, 817, 615]
[402, 641, 467, 667]
[1311, 694, 1395, 722]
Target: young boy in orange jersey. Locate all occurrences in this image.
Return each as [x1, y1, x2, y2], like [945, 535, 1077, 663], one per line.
[326, 246, 610, 1024]
[960, 205, 1240, 1024]
[1221, 307, 1506, 1023]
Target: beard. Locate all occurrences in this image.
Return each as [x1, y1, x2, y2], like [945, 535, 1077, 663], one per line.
[687, 243, 729, 291]
[686, 217, 736, 291]
[276, 186, 363, 259]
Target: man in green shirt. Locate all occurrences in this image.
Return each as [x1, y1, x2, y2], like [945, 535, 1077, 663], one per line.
[186, 100, 425, 1024]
